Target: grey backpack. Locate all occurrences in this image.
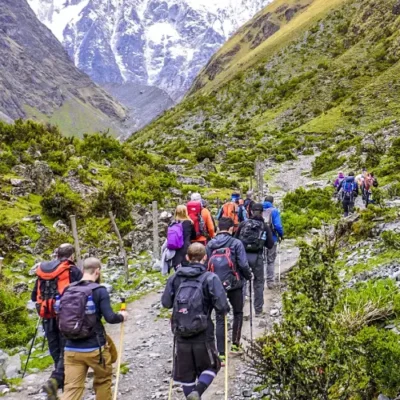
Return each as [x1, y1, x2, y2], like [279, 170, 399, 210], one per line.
[171, 273, 210, 337]
[58, 282, 100, 340]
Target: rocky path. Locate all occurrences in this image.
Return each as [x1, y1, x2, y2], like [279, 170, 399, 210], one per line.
[6, 240, 299, 400]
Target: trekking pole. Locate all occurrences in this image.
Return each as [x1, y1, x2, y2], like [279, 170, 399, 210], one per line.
[168, 337, 176, 400]
[113, 298, 126, 400]
[22, 316, 41, 378]
[278, 243, 282, 292]
[249, 280, 253, 343]
[224, 315, 229, 400]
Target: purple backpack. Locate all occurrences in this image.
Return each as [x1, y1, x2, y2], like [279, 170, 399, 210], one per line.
[167, 222, 184, 250]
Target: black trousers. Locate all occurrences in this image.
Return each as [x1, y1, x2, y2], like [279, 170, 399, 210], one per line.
[43, 318, 65, 388]
[216, 288, 243, 355]
[342, 198, 354, 216]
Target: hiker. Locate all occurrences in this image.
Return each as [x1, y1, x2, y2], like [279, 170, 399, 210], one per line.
[60, 257, 127, 400]
[216, 193, 241, 231]
[244, 191, 255, 219]
[31, 243, 82, 399]
[162, 243, 229, 400]
[334, 171, 345, 190]
[262, 196, 284, 289]
[236, 203, 274, 316]
[206, 217, 252, 362]
[338, 172, 359, 217]
[363, 172, 378, 207]
[164, 205, 196, 273]
[238, 199, 248, 223]
[187, 193, 215, 245]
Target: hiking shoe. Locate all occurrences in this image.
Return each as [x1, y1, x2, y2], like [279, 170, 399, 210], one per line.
[255, 311, 266, 318]
[42, 378, 58, 400]
[219, 354, 226, 366]
[187, 391, 201, 400]
[230, 344, 244, 355]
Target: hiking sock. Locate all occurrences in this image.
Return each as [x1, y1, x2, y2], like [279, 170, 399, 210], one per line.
[183, 384, 196, 397]
[196, 370, 216, 395]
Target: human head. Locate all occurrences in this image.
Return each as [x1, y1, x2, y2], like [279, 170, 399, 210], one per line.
[348, 172, 355, 177]
[231, 193, 240, 203]
[174, 205, 190, 221]
[239, 199, 244, 206]
[252, 203, 263, 216]
[338, 171, 344, 178]
[191, 192, 202, 202]
[218, 217, 234, 233]
[186, 243, 207, 264]
[83, 257, 102, 283]
[246, 191, 253, 199]
[264, 195, 274, 204]
[57, 244, 75, 261]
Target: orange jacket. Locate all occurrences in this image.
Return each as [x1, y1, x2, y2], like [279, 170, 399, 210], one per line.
[192, 208, 216, 244]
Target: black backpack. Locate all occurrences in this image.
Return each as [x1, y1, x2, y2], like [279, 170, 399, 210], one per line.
[207, 238, 241, 291]
[171, 273, 210, 338]
[238, 219, 265, 253]
[58, 282, 100, 340]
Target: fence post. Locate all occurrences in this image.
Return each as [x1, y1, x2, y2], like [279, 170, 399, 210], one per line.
[70, 215, 82, 269]
[152, 201, 160, 260]
[109, 212, 129, 283]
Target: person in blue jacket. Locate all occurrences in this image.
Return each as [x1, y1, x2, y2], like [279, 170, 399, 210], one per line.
[262, 196, 284, 289]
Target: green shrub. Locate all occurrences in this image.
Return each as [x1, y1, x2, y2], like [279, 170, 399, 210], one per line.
[93, 182, 132, 219]
[312, 150, 346, 176]
[195, 145, 216, 162]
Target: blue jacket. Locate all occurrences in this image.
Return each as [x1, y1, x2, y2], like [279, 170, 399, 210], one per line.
[263, 202, 284, 242]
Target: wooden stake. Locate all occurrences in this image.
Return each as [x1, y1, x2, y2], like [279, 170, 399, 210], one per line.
[152, 201, 160, 260]
[109, 212, 129, 283]
[70, 215, 82, 269]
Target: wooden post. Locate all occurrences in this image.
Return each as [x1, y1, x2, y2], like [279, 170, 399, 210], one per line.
[152, 201, 160, 260]
[250, 176, 253, 191]
[70, 215, 82, 269]
[109, 212, 129, 283]
[258, 163, 263, 201]
[0, 257, 3, 277]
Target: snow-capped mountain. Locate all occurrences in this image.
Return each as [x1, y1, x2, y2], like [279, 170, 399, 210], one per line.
[27, 0, 272, 101]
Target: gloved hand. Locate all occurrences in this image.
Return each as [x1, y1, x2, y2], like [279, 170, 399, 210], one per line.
[278, 236, 284, 244]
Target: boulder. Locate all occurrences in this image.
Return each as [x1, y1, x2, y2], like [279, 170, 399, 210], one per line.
[13, 282, 29, 295]
[177, 176, 207, 186]
[10, 178, 34, 196]
[26, 161, 54, 194]
[63, 177, 98, 198]
[393, 0, 400, 15]
[53, 220, 69, 233]
[5, 354, 20, 379]
[159, 211, 172, 221]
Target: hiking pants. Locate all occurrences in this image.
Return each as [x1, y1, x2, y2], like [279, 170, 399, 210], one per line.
[265, 243, 277, 283]
[342, 199, 354, 217]
[216, 288, 243, 355]
[246, 252, 264, 314]
[61, 346, 112, 400]
[43, 318, 65, 388]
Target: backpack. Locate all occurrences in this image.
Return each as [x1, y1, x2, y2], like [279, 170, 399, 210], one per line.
[167, 222, 184, 250]
[343, 181, 355, 200]
[262, 208, 277, 242]
[187, 201, 207, 238]
[238, 205, 246, 223]
[207, 238, 240, 291]
[171, 273, 210, 337]
[58, 282, 100, 340]
[244, 199, 254, 218]
[36, 260, 72, 319]
[237, 219, 265, 253]
[222, 202, 239, 226]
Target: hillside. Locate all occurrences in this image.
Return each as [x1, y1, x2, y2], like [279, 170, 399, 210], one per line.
[0, 0, 128, 137]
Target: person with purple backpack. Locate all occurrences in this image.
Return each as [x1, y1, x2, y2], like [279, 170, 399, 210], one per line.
[167, 205, 196, 272]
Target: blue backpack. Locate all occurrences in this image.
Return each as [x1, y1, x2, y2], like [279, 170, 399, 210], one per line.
[343, 181, 355, 200]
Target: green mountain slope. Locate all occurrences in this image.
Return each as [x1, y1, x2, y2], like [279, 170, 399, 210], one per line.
[132, 0, 400, 188]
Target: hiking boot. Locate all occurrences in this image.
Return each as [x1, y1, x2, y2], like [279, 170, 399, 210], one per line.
[230, 344, 244, 355]
[255, 311, 266, 318]
[267, 282, 276, 290]
[219, 354, 226, 366]
[187, 391, 201, 400]
[42, 378, 58, 400]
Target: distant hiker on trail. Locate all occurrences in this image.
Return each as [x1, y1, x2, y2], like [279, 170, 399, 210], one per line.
[338, 172, 359, 217]
[31, 243, 82, 400]
[162, 243, 229, 400]
[236, 203, 274, 317]
[334, 171, 345, 190]
[187, 193, 215, 245]
[60, 257, 127, 400]
[238, 199, 248, 223]
[244, 191, 255, 219]
[362, 172, 379, 207]
[216, 193, 241, 231]
[262, 196, 284, 289]
[162, 205, 196, 274]
[206, 217, 252, 362]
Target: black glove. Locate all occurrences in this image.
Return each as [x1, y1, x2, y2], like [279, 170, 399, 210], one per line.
[278, 236, 284, 244]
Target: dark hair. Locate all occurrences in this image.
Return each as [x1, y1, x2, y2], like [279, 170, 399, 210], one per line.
[187, 243, 206, 262]
[348, 172, 355, 177]
[57, 244, 75, 259]
[264, 195, 274, 204]
[218, 217, 234, 231]
[252, 203, 263, 214]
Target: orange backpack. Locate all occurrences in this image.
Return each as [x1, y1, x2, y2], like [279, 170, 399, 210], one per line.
[36, 260, 72, 319]
[222, 202, 239, 226]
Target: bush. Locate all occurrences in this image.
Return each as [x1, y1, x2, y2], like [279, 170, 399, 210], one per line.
[93, 182, 132, 219]
[195, 145, 216, 162]
[312, 150, 346, 176]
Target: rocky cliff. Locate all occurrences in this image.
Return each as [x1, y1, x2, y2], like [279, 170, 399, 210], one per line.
[0, 0, 128, 137]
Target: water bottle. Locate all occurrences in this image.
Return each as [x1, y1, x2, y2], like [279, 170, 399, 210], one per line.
[54, 295, 61, 314]
[85, 295, 96, 315]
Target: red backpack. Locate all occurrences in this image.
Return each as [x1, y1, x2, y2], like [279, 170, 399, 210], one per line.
[187, 201, 206, 237]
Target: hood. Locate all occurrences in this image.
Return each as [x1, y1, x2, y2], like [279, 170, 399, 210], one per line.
[208, 233, 233, 250]
[40, 259, 62, 273]
[176, 263, 206, 278]
[263, 201, 273, 210]
[338, 172, 345, 179]
[345, 176, 355, 183]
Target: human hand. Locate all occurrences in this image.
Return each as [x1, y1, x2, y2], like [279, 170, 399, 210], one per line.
[119, 311, 128, 321]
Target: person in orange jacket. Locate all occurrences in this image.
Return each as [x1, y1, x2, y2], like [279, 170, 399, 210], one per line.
[187, 193, 216, 245]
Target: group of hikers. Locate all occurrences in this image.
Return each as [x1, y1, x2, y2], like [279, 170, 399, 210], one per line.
[333, 168, 379, 216]
[30, 191, 284, 400]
